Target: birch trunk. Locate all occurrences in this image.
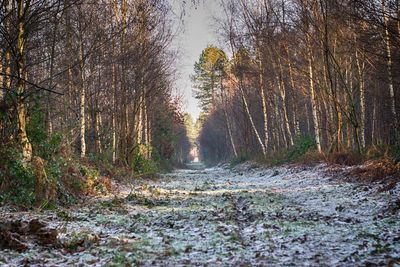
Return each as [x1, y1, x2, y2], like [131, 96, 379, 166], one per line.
[257, 49, 269, 151]
[95, 112, 102, 154]
[79, 37, 86, 158]
[221, 80, 237, 157]
[308, 44, 322, 152]
[144, 100, 150, 159]
[303, 1, 322, 152]
[137, 92, 143, 145]
[286, 48, 300, 136]
[277, 58, 294, 146]
[355, 48, 366, 148]
[238, 80, 267, 157]
[112, 64, 117, 163]
[16, 0, 32, 163]
[382, 0, 398, 131]
[118, 0, 128, 160]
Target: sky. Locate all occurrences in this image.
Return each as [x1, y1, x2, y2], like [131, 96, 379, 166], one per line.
[171, 1, 222, 121]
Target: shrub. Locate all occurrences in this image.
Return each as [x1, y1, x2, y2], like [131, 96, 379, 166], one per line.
[286, 135, 317, 162]
[0, 159, 36, 208]
[270, 135, 317, 165]
[40, 133, 63, 160]
[131, 146, 158, 175]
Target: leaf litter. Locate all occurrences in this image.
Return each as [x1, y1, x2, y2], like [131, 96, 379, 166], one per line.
[0, 163, 399, 266]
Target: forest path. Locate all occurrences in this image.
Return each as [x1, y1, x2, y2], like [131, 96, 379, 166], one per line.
[1, 164, 400, 266]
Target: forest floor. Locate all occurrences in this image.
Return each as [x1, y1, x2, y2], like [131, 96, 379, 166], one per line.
[0, 163, 400, 266]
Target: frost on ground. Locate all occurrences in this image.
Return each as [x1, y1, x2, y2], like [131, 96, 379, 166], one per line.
[0, 163, 399, 266]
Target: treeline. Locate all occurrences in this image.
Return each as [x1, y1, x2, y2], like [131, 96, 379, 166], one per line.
[0, 0, 190, 205]
[194, 0, 400, 165]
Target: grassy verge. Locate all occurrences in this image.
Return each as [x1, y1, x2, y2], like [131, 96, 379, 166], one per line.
[228, 136, 400, 185]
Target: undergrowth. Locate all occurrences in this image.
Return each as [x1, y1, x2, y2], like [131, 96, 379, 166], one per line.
[0, 137, 116, 209]
[230, 135, 317, 167]
[272, 135, 317, 165]
[229, 135, 400, 169]
[0, 135, 166, 209]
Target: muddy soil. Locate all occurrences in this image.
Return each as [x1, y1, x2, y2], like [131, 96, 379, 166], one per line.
[0, 163, 399, 266]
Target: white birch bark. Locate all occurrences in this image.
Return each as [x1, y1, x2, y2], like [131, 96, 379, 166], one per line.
[308, 45, 322, 152]
[355, 48, 366, 148]
[79, 38, 86, 158]
[238, 81, 267, 157]
[382, 0, 398, 129]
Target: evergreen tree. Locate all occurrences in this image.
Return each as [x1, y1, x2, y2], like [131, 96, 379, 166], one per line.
[191, 46, 227, 112]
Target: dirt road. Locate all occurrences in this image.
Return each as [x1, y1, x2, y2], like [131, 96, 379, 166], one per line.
[1, 163, 399, 266]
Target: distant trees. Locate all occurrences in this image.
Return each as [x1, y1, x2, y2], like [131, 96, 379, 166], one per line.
[192, 46, 228, 112]
[196, 0, 400, 164]
[0, 0, 190, 168]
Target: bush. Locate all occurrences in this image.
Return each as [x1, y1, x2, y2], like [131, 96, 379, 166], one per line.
[287, 135, 317, 161]
[0, 159, 36, 208]
[131, 146, 158, 175]
[270, 135, 317, 165]
[41, 133, 63, 160]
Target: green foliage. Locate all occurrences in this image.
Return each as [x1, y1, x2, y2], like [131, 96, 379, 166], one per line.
[63, 231, 99, 252]
[126, 193, 157, 207]
[231, 47, 253, 78]
[263, 135, 316, 165]
[286, 135, 317, 162]
[41, 134, 63, 160]
[46, 158, 62, 184]
[0, 157, 35, 207]
[389, 143, 400, 163]
[78, 163, 100, 190]
[109, 251, 131, 266]
[26, 103, 63, 161]
[192, 45, 228, 112]
[27, 107, 47, 146]
[131, 147, 158, 175]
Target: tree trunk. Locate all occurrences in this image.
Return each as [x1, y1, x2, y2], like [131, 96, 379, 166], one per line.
[257, 48, 269, 151]
[238, 80, 267, 157]
[277, 58, 294, 146]
[308, 47, 322, 152]
[355, 50, 366, 150]
[79, 39, 86, 158]
[137, 92, 143, 145]
[382, 0, 398, 133]
[95, 112, 102, 154]
[46, 2, 61, 137]
[286, 47, 300, 136]
[221, 80, 237, 157]
[17, 0, 32, 163]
